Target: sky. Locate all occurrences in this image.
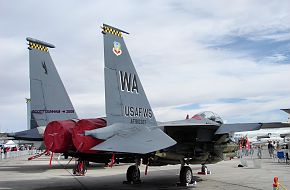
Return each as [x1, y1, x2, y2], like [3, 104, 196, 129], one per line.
[0, 0, 290, 132]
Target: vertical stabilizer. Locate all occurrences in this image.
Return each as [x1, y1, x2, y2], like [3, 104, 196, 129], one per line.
[103, 24, 156, 127]
[27, 37, 77, 129]
[87, 25, 176, 154]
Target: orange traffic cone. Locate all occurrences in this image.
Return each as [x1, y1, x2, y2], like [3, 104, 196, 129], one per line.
[272, 177, 287, 190]
[273, 176, 279, 190]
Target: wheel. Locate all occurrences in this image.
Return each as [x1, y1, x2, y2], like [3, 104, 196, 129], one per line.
[180, 166, 193, 184]
[126, 165, 140, 183]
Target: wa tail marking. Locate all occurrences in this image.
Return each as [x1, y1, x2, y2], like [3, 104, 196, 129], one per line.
[119, 71, 139, 93]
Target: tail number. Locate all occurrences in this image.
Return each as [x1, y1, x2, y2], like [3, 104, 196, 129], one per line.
[119, 71, 139, 94]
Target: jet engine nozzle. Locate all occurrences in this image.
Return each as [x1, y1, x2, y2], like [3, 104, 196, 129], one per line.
[44, 120, 76, 153]
[72, 118, 106, 153]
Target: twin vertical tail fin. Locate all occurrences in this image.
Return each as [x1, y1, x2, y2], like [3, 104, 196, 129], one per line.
[102, 24, 157, 127]
[8, 38, 77, 140]
[27, 37, 77, 129]
[87, 24, 176, 153]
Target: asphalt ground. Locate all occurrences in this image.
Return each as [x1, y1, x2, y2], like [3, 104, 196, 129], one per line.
[0, 149, 289, 190]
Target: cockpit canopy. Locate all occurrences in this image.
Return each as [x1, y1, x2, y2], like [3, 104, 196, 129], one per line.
[193, 111, 223, 124]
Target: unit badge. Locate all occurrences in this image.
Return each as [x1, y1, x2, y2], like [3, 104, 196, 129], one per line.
[42, 61, 48, 74]
[113, 41, 122, 56]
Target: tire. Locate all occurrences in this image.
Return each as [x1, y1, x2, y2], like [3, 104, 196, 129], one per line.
[126, 165, 140, 183]
[180, 166, 193, 184]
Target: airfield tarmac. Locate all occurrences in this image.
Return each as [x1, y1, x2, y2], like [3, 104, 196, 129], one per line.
[0, 150, 289, 190]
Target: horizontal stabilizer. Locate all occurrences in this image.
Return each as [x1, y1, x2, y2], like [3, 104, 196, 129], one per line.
[7, 127, 45, 141]
[90, 126, 176, 154]
[215, 123, 262, 135]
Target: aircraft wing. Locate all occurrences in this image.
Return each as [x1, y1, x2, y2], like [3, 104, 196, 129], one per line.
[160, 120, 262, 135]
[260, 122, 290, 129]
[160, 118, 264, 137]
[159, 119, 218, 127]
[215, 122, 290, 135]
[281, 109, 290, 114]
[90, 126, 176, 154]
[215, 123, 262, 134]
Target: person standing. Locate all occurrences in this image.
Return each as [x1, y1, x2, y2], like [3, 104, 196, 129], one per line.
[3, 147, 7, 159]
[257, 145, 262, 159]
[268, 141, 272, 157]
[273, 141, 277, 160]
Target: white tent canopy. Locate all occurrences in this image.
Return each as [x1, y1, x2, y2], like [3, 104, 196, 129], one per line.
[4, 140, 17, 147]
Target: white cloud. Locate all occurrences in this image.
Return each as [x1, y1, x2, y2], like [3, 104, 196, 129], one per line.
[0, 0, 289, 132]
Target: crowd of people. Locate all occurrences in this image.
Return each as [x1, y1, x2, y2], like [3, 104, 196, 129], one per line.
[237, 137, 290, 161]
[237, 137, 256, 158]
[267, 141, 289, 162]
[0, 144, 37, 159]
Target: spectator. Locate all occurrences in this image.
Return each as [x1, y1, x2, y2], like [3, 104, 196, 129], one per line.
[3, 147, 7, 159]
[268, 141, 273, 158]
[257, 145, 262, 159]
[273, 141, 277, 159]
[249, 143, 254, 157]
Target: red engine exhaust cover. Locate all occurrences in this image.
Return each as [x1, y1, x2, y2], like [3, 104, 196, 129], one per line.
[72, 118, 106, 154]
[44, 120, 76, 153]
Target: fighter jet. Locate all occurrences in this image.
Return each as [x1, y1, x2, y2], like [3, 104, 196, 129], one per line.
[84, 24, 290, 185]
[8, 38, 78, 141]
[8, 25, 290, 185]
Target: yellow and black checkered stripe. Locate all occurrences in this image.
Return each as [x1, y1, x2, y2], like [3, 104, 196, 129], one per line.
[103, 26, 122, 37]
[28, 41, 49, 52]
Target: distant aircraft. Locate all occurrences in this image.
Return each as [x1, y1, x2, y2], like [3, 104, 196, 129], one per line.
[8, 38, 78, 140]
[84, 24, 290, 185]
[233, 109, 290, 144]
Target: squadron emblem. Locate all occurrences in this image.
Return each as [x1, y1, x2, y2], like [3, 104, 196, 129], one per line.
[42, 61, 48, 74]
[113, 41, 122, 56]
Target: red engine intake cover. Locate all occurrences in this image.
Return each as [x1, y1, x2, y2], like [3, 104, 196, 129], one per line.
[72, 118, 106, 154]
[44, 120, 76, 153]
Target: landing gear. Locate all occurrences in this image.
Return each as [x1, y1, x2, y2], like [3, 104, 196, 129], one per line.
[180, 166, 193, 184]
[124, 158, 141, 184]
[176, 159, 196, 186]
[197, 164, 211, 175]
[73, 159, 87, 176]
[176, 165, 196, 186]
[126, 165, 141, 184]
